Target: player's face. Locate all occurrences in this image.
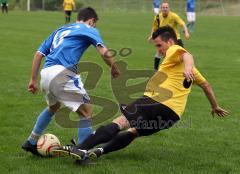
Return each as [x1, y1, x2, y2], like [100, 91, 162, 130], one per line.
[154, 36, 172, 57]
[161, 3, 170, 17]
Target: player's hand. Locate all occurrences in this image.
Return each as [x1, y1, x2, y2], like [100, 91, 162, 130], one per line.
[28, 80, 38, 94]
[148, 36, 153, 43]
[183, 66, 195, 81]
[185, 32, 190, 40]
[111, 63, 120, 79]
[211, 106, 229, 117]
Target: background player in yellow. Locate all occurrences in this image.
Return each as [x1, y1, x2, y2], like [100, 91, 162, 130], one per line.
[63, 0, 75, 23]
[148, 1, 190, 71]
[54, 26, 229, 161]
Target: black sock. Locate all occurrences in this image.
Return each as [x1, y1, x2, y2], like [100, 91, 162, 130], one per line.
[102, 131, 136, 154]
[154, 57, 161, 71]
[76, 123, 120, 150]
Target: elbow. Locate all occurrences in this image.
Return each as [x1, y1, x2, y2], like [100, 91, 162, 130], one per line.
[34, 51, 44, 60]
[200, 81, 211, 89]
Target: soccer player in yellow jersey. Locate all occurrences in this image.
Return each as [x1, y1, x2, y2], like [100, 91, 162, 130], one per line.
[149, 1, 190, 71]
[63, 0, 75, 23]
[54, 26, 229, 161]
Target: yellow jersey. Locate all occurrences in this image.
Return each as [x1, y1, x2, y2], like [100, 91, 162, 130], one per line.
[152, 12, 185, 39]
[144, 45, 206, 117]
[63, 0, 75, 11]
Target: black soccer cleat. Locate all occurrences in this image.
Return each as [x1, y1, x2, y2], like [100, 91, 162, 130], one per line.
[22, 140, 41, 156]
[52, 146, 87, 160]
[88, 148, 103, 161]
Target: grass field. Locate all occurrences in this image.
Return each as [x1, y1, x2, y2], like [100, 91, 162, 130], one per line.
[0, 11, 239, 174]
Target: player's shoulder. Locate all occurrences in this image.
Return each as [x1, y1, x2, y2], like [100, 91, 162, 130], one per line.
[166, 45, 187, 58]
[170, 45, 186, 52]
[170, 12, 180, 18]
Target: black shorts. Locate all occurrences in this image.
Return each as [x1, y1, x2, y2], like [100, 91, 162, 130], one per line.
[1, 3, 7, 7]
[177, 39, 184, 47]
[65, 11, 72, 16]
[120, 96, 180, 136]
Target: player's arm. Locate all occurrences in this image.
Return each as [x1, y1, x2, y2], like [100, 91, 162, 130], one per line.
[72, 0, 76, 11]
[176, 15, 190, 39]
[148, 16, 158, 42]
[96, 46, 120, 79]
[183, 24, 190, 39]
[181, 52, 195, 81]
[28, 32, 55, 94]
[199, 81, 229, 117]
[28, 52, 44, 94]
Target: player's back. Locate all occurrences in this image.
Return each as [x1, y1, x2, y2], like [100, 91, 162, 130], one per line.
[187, 0, 195, 12]
[39, 23, 103, 72]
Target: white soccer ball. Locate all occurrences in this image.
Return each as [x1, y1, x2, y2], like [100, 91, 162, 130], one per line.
[37, 133, 61, 157]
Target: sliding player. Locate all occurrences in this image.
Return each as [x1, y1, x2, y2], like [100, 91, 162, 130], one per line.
[54, 26, 228, 161]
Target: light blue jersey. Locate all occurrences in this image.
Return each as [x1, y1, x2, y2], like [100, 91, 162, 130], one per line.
[187, 0, 195, 12]
[38, 23, 104, 72]
[153, 0, 162, 8]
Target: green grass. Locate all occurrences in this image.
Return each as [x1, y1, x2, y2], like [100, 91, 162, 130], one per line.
[0, 11, 239, 174]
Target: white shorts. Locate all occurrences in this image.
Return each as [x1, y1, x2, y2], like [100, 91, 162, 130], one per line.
[153, 8, 159, 15]
[40, 65, 90, 112]
[187, 12, 196, 22]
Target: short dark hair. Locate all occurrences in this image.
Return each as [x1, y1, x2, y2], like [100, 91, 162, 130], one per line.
[152, 26, 177, 43]
[77, 7, 98, 22]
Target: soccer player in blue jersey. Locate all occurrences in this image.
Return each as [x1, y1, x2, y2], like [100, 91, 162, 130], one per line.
[22, 7, 120, 156]
[186, 0, 196, 33]
[153, 0, 162, 15]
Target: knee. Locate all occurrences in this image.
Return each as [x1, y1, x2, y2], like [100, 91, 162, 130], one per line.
[127, 128, 139, 138]
[113, 115, 130, 130]
[48, 103, 61, 113]
[76, 104, 93, 119]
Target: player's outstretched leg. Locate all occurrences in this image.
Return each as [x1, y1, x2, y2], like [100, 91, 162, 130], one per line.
[53, 115, 130, 160]
[53, 122, 121, 159]
[88, 129, 137, 160]
[22, 103, 60, 155]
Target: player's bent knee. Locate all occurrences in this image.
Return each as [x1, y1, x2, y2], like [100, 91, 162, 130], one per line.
[76, 104, 93, 118]
[113, 115, 130, 130]
[127, 128, 139, 137]
[49, 103, 61, 113]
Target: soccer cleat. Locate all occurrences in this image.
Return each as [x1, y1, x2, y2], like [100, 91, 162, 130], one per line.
[22, 140, 41, 156]
[88, 148, 103, 161]
[52, 139, 77, 157]
[52, 146, 87, 160]
[52, 145, 72, 157]
[70, 138, 77, 145]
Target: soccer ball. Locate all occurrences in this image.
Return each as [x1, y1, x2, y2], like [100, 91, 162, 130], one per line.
[37, 133, 61, 157]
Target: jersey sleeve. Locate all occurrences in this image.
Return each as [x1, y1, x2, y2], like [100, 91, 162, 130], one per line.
[167, 45, 187, 63]
[37, 31, 56, 56]
[175, 14, 185, 27]
[85, 28, 105, 48]
[193, 67, 207, 85]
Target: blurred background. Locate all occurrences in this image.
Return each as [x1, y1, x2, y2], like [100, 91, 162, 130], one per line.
[6, 0, 240, 16]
